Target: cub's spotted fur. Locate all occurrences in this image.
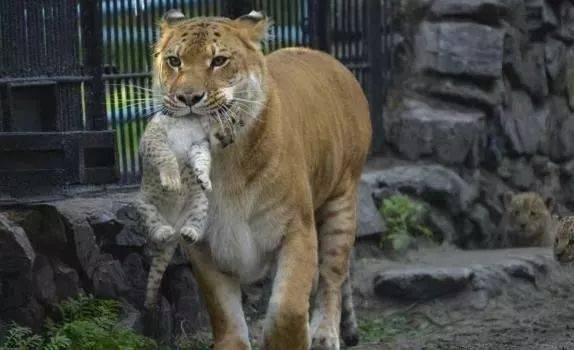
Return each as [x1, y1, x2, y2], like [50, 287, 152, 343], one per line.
[135, 112, 212, 312]
[500, 192, 555, 247]
[553, 216, 574, 262]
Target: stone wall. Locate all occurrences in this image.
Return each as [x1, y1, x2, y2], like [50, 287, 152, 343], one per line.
[373, 0, 574, 248]
[0, 194, 211, 342]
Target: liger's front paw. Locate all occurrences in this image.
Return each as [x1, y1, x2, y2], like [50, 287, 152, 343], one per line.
[180, 226, 201, 244]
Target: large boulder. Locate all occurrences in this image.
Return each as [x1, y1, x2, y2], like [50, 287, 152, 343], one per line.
[504, 39, 548, 101]
[545, 38, 566, 93]
[0, 214, 36, 311]
[524, 0, 558, 32]
[122, 253, 148, 308]
[362, 164, 478, 215]
[374, 267, 473, 300]
[385, 99, 485, 165]
[410, 76, 503, 111]
[567, 48, 574, 111]
[32, 255, 81, 308]
[5, 206, 67, 252]
[91, 257, 130, 299]
[357, 181, 387, 238]
[468, 204, 499, 248]
[500, 90, 547, 155]
[414, 21, 504, 79]
[519, 44, 549, 101]
[167, 266, 210, 336]
[558, 1, 574, 42]
[429, 0, 515, 21]
[547, 96, 574, 161]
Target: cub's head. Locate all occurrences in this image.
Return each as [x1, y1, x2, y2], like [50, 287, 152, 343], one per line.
[554, 216, 574, 263]
[502, 192, 554, 244]
[153, 10, 270, 121]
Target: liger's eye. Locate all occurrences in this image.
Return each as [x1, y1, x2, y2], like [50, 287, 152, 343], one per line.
[211, 56, 228, 67]
[167, 56, 181, 68]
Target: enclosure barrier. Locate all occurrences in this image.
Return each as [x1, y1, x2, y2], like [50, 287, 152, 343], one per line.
[0, 0, 394, 195]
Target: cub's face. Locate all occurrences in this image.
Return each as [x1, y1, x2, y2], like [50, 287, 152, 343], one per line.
[153, 11, 269, 120]
[554, 217, 574, 263]
[502, 192, 553, 242]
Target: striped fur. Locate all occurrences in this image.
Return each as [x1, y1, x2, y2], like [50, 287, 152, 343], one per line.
[154, 12, 371, 350]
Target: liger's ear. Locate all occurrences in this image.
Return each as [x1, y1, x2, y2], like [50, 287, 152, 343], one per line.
[160, 9, 186, 30]
[234, 11, 272, 49]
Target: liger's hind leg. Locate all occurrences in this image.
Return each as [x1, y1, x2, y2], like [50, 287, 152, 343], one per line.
[311, 186, 358, 350]
[340, 271, 359, 346]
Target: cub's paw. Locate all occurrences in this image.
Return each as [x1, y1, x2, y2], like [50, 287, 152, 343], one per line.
[159, 168, 182, 192]
[151, 225, 177, 244]
[196, 173, 212, 192]
[180, 226, 201, 244]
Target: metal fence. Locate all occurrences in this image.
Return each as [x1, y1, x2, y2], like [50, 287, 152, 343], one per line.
[0, 0, 394, 191]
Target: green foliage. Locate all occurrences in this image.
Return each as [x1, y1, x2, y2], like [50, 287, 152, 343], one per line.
[380, 195, 434, 252]
[358, 309, 438, 344]
[0, 295, 157, 350]
[0, 324, 44, 350]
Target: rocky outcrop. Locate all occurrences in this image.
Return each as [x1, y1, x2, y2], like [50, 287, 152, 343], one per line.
[0, 182, 389, 339]
[384, 0, 574, 247]
[0, 193, 209, 340]
[353, 247, 557, 305]
[414, 21, 504, 79]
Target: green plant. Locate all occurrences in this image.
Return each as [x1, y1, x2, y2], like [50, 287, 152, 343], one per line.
[380, 195, 434, 252]
[0, 323, 44, 350]
[358, 309, 438, 344]
[0, 295, 157, 350]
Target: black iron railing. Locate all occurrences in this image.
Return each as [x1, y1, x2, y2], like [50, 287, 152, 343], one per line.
[0, 0, 394, 192]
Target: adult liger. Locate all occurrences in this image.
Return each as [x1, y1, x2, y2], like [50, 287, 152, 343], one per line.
[153, 10, 372, 350]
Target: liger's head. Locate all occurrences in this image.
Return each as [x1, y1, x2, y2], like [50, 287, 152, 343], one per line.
[153, 10, 270, 120]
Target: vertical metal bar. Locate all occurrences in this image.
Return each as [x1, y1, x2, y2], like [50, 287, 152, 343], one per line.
[366, 0, 383, 153]
[301, 0, 308, 46]
[334, 0, 339, 58]
[81, 0, 106, 131]
[308, 0, 330, 52]
[280, 0, 286, 48]
[354, 0, 360, 64]
[267, 0, 274, 51]
[112, 0, 129, 183]
[387, 0, 395, 90]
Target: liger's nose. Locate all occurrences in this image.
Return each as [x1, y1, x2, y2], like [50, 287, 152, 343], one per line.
[176, 92, 205, 106]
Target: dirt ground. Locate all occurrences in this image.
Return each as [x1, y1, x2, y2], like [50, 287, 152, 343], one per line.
[351, 253, 574, 350]
[185, 249, 574, 350]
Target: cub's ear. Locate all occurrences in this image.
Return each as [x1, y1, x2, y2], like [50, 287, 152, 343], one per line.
[160, 9, 186, 30]
[502, 191, 514, 209]
[234, 11, 272, 49]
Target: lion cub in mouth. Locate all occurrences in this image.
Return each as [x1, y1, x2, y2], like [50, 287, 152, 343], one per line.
[500, 192, 556, 248]
[134, 112, 213, 312]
